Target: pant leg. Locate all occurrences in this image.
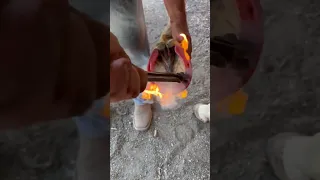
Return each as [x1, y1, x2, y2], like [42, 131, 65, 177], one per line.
[133, 93, 154, 105]
[72, 98, 110, 180]
[110, 0, 153, 105]
[73, 99, 109, 138]
[70, 0, 109, 24]
[283, 132, 320, 180]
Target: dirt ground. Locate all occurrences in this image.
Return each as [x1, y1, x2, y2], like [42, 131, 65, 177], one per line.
[1, 0, 320, 180]
[110, 0, 210, 180]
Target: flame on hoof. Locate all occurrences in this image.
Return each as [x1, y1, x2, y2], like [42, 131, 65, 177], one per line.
[179, 33, 190, 61]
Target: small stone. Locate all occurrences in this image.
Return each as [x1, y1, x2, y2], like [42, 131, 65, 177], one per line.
[154, 129, 158, 137]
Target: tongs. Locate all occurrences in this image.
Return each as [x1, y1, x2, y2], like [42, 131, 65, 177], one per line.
[147, 72, 189, 83]
[211, 34, 253, 68]
[211, 35, 248, 53]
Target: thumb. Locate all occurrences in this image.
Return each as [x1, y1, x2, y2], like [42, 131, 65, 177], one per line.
[132, 65, 148, 92]
[175, 34, 184, 43]
[110, 58, 131, 94]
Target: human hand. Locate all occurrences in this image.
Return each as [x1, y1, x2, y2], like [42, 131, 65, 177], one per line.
[171, 21, 192, 56]
[110, 32, 148, 102]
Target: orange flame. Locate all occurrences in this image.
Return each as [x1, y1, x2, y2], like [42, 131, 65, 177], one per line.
[177, 89, 188, 98]
[141, 34, 190, 105]
[141, 83, 162, 100]
[142, 83, 188, 103]
[216, 89, 248, 115]
[179, 33, 190, 61]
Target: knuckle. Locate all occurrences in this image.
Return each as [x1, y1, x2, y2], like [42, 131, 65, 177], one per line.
[132, 89, 140, 98]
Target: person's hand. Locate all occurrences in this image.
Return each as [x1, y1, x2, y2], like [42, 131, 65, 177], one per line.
[110, 32, 148, 102]
[171, 21, 192, 56]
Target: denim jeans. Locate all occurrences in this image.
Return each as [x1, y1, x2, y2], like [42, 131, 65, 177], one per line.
[133, 93, 154, 105]
[73, 99, 109, 138]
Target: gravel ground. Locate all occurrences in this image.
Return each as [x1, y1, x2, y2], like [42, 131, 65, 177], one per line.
[1, 0, 320, 180]
[110, 0, 210, 179]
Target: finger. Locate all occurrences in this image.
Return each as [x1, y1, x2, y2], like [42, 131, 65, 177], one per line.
[110, 32, 133, 102]
[126, 63, 132, 93]
[132, 65, 148, 92]
[176, 35, 184, 43]
[110, 85, 133, 102]
[110, 58, 131, 100]
[128, 66, 141, 98]
[178, 33, 192, 56]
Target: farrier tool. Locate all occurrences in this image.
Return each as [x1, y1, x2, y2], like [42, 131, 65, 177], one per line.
[211, 34, 253, 69]
[147, 72, 189, 83]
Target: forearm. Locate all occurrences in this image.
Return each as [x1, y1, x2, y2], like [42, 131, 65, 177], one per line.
[163, 0, 187, 24]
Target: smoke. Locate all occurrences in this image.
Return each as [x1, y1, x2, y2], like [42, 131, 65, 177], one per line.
[158, 97, 178, 110]
[155, 82, 182, 110]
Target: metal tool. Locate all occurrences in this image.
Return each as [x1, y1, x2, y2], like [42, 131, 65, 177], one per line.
[211, 34, 253, 69]
[211, 35, 251, 54]
[147, 72, 189, 83]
